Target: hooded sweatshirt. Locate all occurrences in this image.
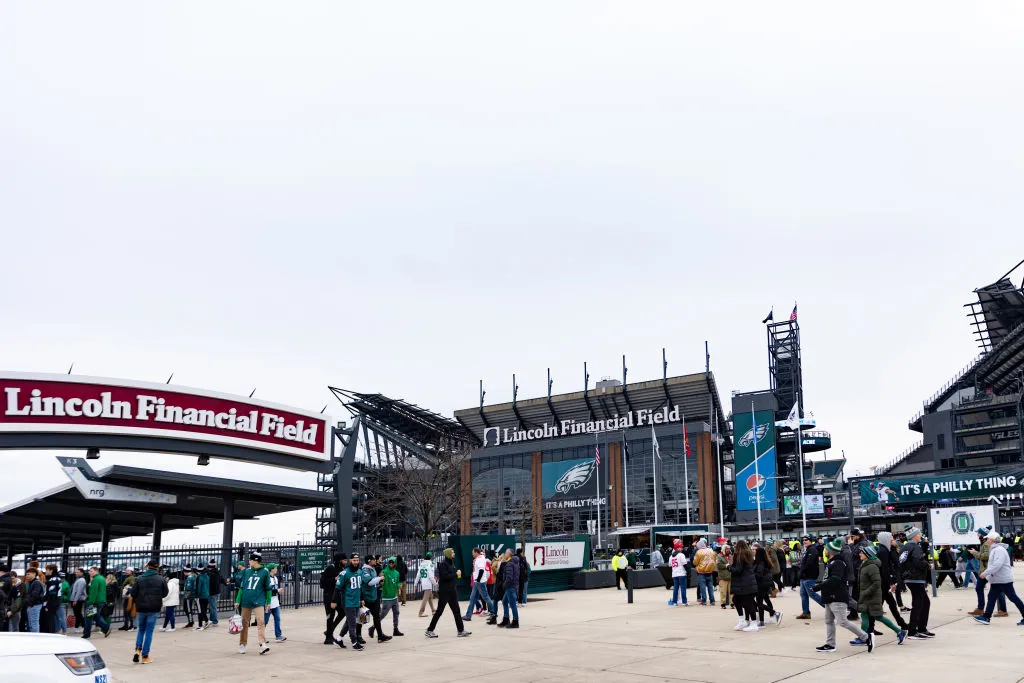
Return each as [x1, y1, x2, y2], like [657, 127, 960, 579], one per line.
[670, 549, 688, 578]
[985, 543, 1014, 584]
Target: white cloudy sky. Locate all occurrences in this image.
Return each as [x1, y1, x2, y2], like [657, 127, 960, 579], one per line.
[2, 2, 1022, 547]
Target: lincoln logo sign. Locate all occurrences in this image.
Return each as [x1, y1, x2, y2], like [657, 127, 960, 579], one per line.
[525, 541, 585, 572]
[483, 406, 682, 446]
[0, 372, 329, 461]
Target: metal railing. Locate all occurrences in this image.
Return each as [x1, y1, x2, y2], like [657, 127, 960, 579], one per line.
[908, 354, 985, 426]
[874, 440, 924, 476]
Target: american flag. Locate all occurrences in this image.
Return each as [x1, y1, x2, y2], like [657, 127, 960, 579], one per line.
[790, 304, 798, 321]
[594, 443, 600, 465]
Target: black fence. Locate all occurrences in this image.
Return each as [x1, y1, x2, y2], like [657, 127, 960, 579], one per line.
[31, 539, 447, 626]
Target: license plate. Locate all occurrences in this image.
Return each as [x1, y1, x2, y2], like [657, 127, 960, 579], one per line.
[95, 674, 108, 683]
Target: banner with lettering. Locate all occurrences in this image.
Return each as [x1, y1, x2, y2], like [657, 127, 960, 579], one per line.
[858, 467, 1024, 504]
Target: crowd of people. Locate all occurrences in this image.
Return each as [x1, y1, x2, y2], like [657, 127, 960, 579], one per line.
[644, 525, 1024, 652]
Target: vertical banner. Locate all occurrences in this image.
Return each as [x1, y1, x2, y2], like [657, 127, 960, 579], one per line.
[733, 410, 777, 511]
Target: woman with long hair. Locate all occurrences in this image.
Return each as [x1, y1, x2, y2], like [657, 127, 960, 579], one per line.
[754, 546, 782, 627]
[771, 541, 786, 594]
[729, 540, 758, 632]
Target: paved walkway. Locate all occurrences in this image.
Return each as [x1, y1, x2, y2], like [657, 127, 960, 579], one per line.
[93, 566, 1024, 683]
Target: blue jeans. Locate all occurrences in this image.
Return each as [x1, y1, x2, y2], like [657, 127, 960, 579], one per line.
[464, 582, 495, 619]
[964, 559, 979, 587]
[520, 581, 528, 605]
[84, 609, 109, 638]
[502, 587, 519, 621]
[800, 579, 824, 614]
[263, 606, 282, 639]
[55, 603, 67, 632]
[208, 594, 219, 624]
[134, 612, 158, 657]
[26, 605, 42, 632]
[983, 582, 1024, 620]
[163, 606, 176, 629]
[976, 578, 1007, 612]
[697, 574, 715, 604]
[672, 576, 688, 605]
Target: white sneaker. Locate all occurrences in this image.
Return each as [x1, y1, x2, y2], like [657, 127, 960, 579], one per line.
[743, 623, 760, 632]
[734, 619, 749, 631]
[158, 627, 166, 632]
[166, 627, 176, 632]
[238, 644, 246, 654]
[195, 626, 203, 631]
[258, 643, 270, 655]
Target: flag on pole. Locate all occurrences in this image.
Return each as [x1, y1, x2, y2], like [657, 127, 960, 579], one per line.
[651, 425, 661, 460]
[682, 420, 691, 457]
[623, 440, 630, 461]
[594, 442, 600, 466]
[785, 399, 800, 431]
[790, 303, 798, 321]
[761, 309, 774, 324]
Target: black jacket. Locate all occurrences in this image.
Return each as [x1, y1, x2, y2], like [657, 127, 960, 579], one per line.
[435, 557, 458, 595]
[729, 558, 757, 596]
[503, 556, 521, 590]
[840, 544, 855, 583]
[208, 570, 222, 595]
[129, 571, 168, 613]
[321, 564, 340, 599]
[46, 576, 62, 607]
[754, 558, 774, 591]
[517, 557, 530, 589]
[799, 545, 820, 581]
[899, 541, 929, 583]
[773, 548, 787, 576]
[849, 539, 870, 580]
[815, 556, 850, 604]
[24, 579, 46, 607]
[876, 544, 896, 587]
[396, 559, 408, 582]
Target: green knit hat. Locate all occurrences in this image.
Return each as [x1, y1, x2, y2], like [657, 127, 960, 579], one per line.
[826, 538, 843, 555]
[859, 545, 877, 560]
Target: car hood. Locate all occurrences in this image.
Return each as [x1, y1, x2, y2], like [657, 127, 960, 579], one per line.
[0, 633, 99, 656]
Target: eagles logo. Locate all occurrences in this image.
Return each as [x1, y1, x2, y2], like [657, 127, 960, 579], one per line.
[555, 460, 596, 494]
[738, 423, 770, 447]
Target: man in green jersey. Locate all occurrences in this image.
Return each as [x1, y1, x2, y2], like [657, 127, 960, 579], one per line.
[331, 553, 365, 651]
[233, 551, 271, 655]
[378, 558, 404, 637]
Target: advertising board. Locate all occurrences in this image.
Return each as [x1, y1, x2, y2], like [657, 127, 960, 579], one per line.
[733, 410, 777, 511]
[523, 541, 587, 572]
[929, 505, 996, 546]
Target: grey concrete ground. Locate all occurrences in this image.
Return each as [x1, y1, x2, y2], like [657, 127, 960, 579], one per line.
[93, 566, 1024, 683]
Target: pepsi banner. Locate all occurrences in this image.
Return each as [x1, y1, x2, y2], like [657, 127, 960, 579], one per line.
[541, 457, 605, 509]
[733, 410, 777, 511]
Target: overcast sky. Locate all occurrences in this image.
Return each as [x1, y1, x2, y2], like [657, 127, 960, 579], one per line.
[2, 2, 1022, 547]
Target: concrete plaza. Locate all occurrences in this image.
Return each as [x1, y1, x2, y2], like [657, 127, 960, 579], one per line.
[93, 566, 1024, 683]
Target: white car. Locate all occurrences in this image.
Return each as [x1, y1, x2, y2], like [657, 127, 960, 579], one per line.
[0, 633, 112, 682]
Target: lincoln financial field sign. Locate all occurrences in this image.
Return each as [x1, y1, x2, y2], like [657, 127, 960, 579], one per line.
[482, 405, 682, 447]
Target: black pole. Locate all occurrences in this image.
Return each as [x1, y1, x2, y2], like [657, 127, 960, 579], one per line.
[626, 567, 634, 604]
[99, 524, 110, 574]
[847, 479, 856, 534]
[293, 541, 301, 609]
[151, 513, 163, 562]
[221, 498, 235, 580]
[61, 533, 70, 572]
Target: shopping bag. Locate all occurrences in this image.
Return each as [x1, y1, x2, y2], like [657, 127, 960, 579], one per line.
[228, 614, 242, 634]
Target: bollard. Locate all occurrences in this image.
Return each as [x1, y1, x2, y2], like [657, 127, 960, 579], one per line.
[627, 567, 634, 604]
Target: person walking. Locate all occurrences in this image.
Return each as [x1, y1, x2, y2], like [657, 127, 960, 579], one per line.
[129, 560, 168, 665]
[729, 541, 758, 631]
[716, 545, 732, 610]
[70, 569, 87, 633]
[361, 556, 390, 644]
[668, 540, 689, 607]
[693, 540, 717, 606]
[118, 568, 136, 632]
[972, 530, 1024, 625]
[425, 548, 470, 638]
[379, 557, 404, 637]
[234, 551, 272, 655]
[496, 548, 520, 629]
[396, 555, 409, 606]
[516, 548, 531, 606]
[206, 559, 222, 627]
[160, 571, 179, 632]
[612, 550, 628, 590]
[330, 553, 363, 650]
[968, 528, 1008, 617]
[57, 571, 70, 635]
[182, 564, 196, 628]
[194, 563, 211, 631]
[83, 566, 110, 639]
[754, 545, 782, 628]
[853, 546, 906, 647]
[899, 527, 935, 640]
[463, 548, 496, 624]
[813, 538, 871, 653]
[797, 536, 824, 619]
[321, 553, 345, 645]
[262, 564, 286, 643]
[874, 532, 908, 632]
[772, 541, 787, 595]
[417, 552, 436, 618]
[935, 546, 960, 589]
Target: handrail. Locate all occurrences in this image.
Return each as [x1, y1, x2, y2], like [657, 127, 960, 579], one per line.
[874, 440, 924, 476]
[907, 353, 985, 425]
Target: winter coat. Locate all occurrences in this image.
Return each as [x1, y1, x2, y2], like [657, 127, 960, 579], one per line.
[773, 547, 786, 576]
[985, 543, 1014, 584]
[694, 547, 717, 574]
[24, 579, 46, 607]
[435, 557, 459, 595]
[840, 544, 855, 582]
[729, 557, 757, 596]
[899, 541, 929, 583]
[815, 555, 850, 604]
[857, 557, 884, 617]
[754, 557, 774, 592]
[70, 577, 87, 603]
[799, 544, 820, 581]
[849, 538, 870, 579]
[163, 578, 180, 607]
[503, 556, 521, 591]
[716, 554, 731, 580]
[129, 569, 168, 613]
[970, 542, 991, 571]
[87, 575, 107, 606]
[195, 572, 211, 599]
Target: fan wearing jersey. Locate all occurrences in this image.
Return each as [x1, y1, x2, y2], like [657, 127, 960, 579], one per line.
[417, 552, 436, 617]
[463, 547, 497, 624]
[330, 554, 364, 650]
[359, 557, 390, 644]
[873, 481, 897, 504]
[233, 552, 272, 655]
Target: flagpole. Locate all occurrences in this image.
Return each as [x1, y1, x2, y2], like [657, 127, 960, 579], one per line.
[621, 430, 629, 528]
[714, 408, 725, 539]
[682, 416, 691, 525]
[651, 425, 659, 526]
[796, 391, 807, 537]
[595, 433, 602, 550]
[751, 400, 763, 542]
